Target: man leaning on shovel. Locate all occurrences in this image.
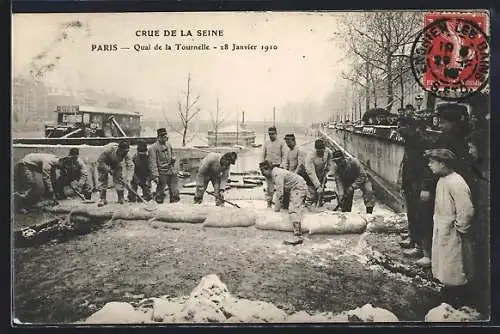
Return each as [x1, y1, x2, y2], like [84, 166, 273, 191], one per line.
[193, 151, 237, 206]
[330, 150, 375, 214]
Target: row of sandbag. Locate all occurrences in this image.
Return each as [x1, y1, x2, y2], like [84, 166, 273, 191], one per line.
[46, 202, 408, 235]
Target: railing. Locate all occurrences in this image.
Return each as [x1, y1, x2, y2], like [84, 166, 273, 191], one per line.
[12, 136, 158, 146]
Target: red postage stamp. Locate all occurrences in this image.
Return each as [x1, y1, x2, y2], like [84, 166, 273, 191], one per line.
[410, 11, 490, 100]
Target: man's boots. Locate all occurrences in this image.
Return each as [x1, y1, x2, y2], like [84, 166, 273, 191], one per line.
[117, 190, 125, 204]
[284, 222, 304, 245]
[98, 190, 108, 207]
[366, 206, 374, 214]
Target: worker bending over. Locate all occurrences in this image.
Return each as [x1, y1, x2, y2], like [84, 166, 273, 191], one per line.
[194, 151, 237, 206]
[260, 160, 307, 245]
[15, 153, 63, 210]
[96, 141, 134, 206]
[54, 148, 92, 200]
[298, 139, 334, 207]
[331, 150, 375, 213]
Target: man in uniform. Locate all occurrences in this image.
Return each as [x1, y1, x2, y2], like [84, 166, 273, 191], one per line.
[127, 142, 152, 202]
[260, 126, 287, 207]
[298, 139, 334, 207]
[96, 140, 134, 206]
[259, 160, 307, 245]
[148, 128, 180, 204]
[193, 151, 237, 206]
[14, 153, 62, 210]
[284, 133, 303, 173]
[331, 150, 375, 214]
[54, 148, 92, 200]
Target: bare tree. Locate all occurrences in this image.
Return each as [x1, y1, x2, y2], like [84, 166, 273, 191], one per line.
[210, 97, 231, 147]
[163, 73, 203, 147]
[338, 12, 422, 111]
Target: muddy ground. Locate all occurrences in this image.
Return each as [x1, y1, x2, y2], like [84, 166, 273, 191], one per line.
[13, 211, 442, 324]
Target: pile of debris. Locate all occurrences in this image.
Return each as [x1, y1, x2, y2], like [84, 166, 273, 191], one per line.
[83, 274, 483, 324]
[83, 274, 400, 324]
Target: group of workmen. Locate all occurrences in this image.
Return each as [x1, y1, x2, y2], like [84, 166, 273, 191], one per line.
[258, 126, 375, 244]
[14, 128, 238, 211]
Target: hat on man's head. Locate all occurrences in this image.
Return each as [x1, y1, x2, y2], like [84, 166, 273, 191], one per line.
[118, 141, 130, 150]
[424, 148, 457, 164]
[268, 126, 277, 133]
[137, 142, 148, 153]
[436, 103, 468, 122]
[332, 150, 345, 161]
[157, 128, 167, 136]
[314, 139, 326, 149]
[69, 148, 79, 156]
[284, 133, 295, 140]
[221, 152, 237, 165]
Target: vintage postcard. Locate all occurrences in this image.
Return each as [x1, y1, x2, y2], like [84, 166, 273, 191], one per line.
[12, 10, 491, 325]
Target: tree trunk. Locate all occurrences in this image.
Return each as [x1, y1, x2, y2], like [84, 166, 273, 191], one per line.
[386, 53, 394, 111]
[365, 62, 370, 111]
[182, 124, 187, 147]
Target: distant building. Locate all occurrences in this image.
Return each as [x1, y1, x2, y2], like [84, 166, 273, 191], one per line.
[12, 76, 49, 126]
[207, 122, 256, 147]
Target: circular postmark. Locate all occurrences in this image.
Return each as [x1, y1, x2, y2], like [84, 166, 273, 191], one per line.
[410, 16, 490, 100]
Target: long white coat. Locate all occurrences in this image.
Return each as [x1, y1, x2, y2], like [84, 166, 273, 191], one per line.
[432, 172, 475, 286]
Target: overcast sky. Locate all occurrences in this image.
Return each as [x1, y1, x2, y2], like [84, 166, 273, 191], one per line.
[12, 12, 351, 121]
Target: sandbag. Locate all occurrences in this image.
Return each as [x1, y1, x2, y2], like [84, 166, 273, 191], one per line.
[254, 211, 308, 232]
[153, 203, 212, 223]
[365, 213, 408, 233]
[202, 207, 257, 228]
[303, 212, 367, 235]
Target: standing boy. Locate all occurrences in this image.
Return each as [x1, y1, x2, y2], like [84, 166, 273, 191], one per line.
[426, 148, 475, 308]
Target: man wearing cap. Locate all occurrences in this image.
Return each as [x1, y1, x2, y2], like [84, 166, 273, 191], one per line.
[261, 126, 288, 208]
[14, 153, 63, 210]
[297, 139, 334, 207]
[331, 150, 375, 214]
[148, 128, 180, 204]
[54, 148, 92, 200]
[259, 160, 307, 245]
[127, 142, 152, 202]
[193, 151, 237, 206]
[411, 103, 473, 264]
[425, 148, 475, 308]
[96, 141, 134, 206]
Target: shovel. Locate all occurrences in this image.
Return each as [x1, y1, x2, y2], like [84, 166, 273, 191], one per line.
[119, 179, 157, 212]
[69, 185, 96, 204]
[206, 191, 240, 208]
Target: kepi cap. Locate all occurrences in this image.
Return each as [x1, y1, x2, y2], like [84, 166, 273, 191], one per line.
[314, 139, 326, 149]
[69, 148, 79, 156]
[137, 142, 148, 153]
[157, 128, 167, 136]
[118, 141, 130, 150]
[332, 150, 344, 161]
